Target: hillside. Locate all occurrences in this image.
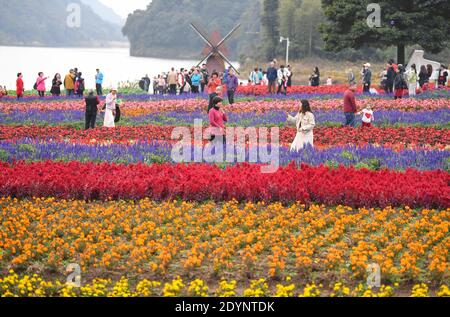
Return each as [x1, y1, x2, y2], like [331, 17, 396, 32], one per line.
[80, 0, 125, 26]
[0, 0, 125, 47]
[122, 0, 262, 60]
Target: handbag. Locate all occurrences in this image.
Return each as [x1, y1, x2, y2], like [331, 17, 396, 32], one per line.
[34, 78, 44, 90]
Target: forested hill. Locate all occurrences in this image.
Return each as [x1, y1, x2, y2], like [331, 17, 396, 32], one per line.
[122, 0, 262, 60]
[0, 0, 124, 47]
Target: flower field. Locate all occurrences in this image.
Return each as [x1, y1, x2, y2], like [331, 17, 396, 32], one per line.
[0, 126, 448, 150]
[0, 199, 449, 297]
[0, 90, 448, 297]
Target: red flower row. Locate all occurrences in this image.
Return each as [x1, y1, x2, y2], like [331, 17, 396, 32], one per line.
[1, 125, 448, 149]
[235, 84, 449, 96]
[0, 161, 448, 208]
[236, 84, 360, 95]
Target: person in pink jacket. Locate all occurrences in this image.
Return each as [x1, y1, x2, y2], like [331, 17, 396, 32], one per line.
[208, 97, 228, 144]
[36, 72, 49, 98]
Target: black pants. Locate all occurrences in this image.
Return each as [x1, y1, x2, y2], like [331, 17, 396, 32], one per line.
[227, 90, 235, 104]
[277, 82, 287, 95]
[386, 81, 393, 94]
[201, 83, 206, 93]
[85, 111, 97, 130]
[169, 84, 177, 95]
[210, 135, 226, 144]
[38, 91, 45, 97]
[96, 84, 103, 95]
[192, 86, 199, 94]
[363, 82, 371, 93]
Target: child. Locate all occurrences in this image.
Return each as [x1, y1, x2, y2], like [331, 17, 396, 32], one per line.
[358, 105, 374, 128]
[0, 85, 8, 98]
[326, 77, 333, 86]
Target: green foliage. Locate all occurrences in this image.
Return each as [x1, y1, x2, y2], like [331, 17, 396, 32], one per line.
[278, 0, 326, 59]
[341, 150, 354, 161]
[355, 158, 381, 171]
[320, 0, 450, 63]
[0, 149, 9, 162]
[324, 160, 340, 169]
[444, 158, 450, 173]
[0, 0, 123, 46]
[18, 144, 36, 154]
[144, 154, 166, 165]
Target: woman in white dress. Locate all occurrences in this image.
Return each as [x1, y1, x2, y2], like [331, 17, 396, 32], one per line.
[286, 99, 316, 151]
[103, 87, 117, 128]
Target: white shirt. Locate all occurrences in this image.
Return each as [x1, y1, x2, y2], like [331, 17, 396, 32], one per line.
[361, 109, 374, 123]
[278, 69, 289, 81]
[105, 93, 116, 110]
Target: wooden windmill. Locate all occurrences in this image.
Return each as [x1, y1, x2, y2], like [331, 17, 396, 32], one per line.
[190, 22, 241, 74]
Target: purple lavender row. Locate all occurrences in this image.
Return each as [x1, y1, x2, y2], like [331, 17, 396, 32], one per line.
[1, 109, 449, 127]
[1, 140, 448, 171]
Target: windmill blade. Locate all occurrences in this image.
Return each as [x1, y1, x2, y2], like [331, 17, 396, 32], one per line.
[217, 50, 240, 75]
[190, 23, 215, 48]
[216, 24, 241, 49]
[196, 51, 215, 68]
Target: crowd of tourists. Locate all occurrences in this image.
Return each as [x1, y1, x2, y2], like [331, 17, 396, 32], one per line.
[9, 68, 104, 99]
[3, 58, 448, 150]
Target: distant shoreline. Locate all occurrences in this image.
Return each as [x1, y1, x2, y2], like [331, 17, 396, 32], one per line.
[0, 41, 130, 49]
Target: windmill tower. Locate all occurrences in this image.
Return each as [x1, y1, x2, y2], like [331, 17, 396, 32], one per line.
[190, 23, 241, 74]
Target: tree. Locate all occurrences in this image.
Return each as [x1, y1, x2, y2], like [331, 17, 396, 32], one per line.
[261, 0, 280, 60]
[294, 0, 325, 58]
[278, 0, 326, 60]
[320, 0, 450, 64]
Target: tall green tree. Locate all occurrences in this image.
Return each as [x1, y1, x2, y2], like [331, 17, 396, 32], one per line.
[294, 0, 325, 58]
[320, 0, 450, 64]
[261, 0, 280, 60]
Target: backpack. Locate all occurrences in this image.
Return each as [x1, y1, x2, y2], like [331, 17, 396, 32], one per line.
[139, 79, 146, 91]
[78, 79, 85, 92]
[34, 78, 41, 90]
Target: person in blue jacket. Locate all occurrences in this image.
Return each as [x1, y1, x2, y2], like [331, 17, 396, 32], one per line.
[266, 61, 278, 94]
[95, 69, 104, 96]
[191, 69, 202, 94]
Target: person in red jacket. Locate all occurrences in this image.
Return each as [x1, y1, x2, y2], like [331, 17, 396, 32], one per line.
[16, 73, 24, 99]
[343, 84, 358, 127]
[207, 72, 222, 110]
[208, 97, 228, 145]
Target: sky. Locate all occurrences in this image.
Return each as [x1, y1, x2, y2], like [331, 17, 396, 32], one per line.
[98, 0, 150, 18]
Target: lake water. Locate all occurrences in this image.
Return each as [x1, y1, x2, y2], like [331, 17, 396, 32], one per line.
[0, 46, 218, 90]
